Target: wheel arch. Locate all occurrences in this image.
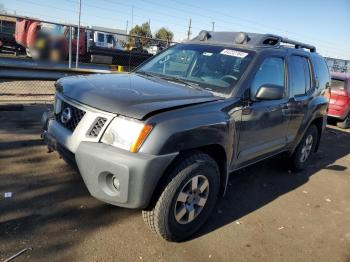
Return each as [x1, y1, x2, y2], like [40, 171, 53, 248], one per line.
[310, 116, 324, 152]
[145, 144, 228, 210]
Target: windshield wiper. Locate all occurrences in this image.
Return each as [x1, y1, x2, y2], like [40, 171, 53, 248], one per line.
[136, 71, 202, 90]
[159, 75, 202, 90]
[135, 70, 158, 78]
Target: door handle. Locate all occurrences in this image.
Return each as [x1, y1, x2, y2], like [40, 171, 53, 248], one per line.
[268, 107, 278, 113]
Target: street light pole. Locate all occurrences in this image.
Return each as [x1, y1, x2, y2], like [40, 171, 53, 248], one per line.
[75, 0, 82, 68]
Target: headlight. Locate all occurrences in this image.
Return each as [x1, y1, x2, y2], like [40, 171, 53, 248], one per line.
[101, 116, 153, 153]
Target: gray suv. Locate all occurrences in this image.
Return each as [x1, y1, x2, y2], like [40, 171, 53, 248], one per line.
[42, 31, 330, 241]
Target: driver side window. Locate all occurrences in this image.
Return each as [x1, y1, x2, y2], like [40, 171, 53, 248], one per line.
[251, 57, 285, 96]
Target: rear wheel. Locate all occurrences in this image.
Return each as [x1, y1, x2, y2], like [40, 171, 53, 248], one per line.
[337, 115, 350, 129]
[290, 125, 318, 171]
[142, 152, 220, 242]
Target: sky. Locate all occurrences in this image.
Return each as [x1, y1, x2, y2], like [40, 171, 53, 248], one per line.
[2, 0, 350, 59]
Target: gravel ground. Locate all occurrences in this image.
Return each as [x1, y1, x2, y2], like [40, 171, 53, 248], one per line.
[0, 105, 350, 262]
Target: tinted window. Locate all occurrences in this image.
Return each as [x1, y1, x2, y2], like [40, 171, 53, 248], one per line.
[251, 57, 285, 96]
[303, 58, 312, 92]
[97, 33, 104, 42]
[313, 56, 330, 90]
[288, 56, 311, 96]
[107, 34, 114, 44]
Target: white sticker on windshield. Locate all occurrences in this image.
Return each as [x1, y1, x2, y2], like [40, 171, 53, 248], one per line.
[202, 52, 213, 56]
[220, 49, 248, 58]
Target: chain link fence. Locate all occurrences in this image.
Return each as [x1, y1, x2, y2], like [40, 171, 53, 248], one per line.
[0, 79, 55, 103]
[0, 14, 173, 67]
[325, 57, 350, 74]
[0, 14, 176, 103]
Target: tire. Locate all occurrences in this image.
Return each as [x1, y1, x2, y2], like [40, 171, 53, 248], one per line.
[290, 125, 318, 171]
[142, 152, 220, 242]
[336, 115, 350, 129]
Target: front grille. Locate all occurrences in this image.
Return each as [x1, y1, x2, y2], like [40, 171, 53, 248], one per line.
[56, 101, 85, 132]
[87, 117, 107, 137]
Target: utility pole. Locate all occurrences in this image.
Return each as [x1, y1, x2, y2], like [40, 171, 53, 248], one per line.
[75, 0, 82, 68]
[148, 18, 151, 37]
[187, 18, 192, 40]
[125, 20, 128, 34]
[212, 21, 215, 32]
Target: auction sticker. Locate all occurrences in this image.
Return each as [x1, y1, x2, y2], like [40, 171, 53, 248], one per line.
[220, 49, 248, 58]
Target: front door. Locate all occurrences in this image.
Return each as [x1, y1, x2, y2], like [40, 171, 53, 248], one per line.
[237, 56, 289, 165]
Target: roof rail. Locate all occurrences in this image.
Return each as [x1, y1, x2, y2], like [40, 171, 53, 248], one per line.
[279, 37, 316, 52]
[191, 31, 317, 53]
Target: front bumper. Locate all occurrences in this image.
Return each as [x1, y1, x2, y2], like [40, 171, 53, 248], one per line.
[42, 120, 178, 208]
[75, 142, 177, 208]
[42, 96, 178, 208]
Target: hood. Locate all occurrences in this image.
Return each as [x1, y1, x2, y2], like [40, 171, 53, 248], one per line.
[56, 73, 220, 119]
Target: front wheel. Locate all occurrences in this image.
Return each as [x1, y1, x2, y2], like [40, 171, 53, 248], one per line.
[290, 125, 318, 171]
[142, 152, 220, 242]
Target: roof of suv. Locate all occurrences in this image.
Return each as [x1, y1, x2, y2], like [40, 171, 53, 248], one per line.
[190, 31, 316, 54]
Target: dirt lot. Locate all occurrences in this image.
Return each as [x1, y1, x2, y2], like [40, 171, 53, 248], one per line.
[0, 105, 350, 262]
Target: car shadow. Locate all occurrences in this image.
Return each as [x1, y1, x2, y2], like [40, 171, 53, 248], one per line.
[192, 127, 350, 240]
[0, 104, 137, 261]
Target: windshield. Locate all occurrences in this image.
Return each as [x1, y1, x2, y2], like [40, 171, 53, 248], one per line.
[136, 44, 254, 96]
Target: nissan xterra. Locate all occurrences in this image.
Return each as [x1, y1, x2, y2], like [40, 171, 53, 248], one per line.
[42, 31, 330, 241]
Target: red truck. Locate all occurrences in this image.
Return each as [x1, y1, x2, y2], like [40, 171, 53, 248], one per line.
[15, 18, 152, 66]
[327, 73, 350, 128]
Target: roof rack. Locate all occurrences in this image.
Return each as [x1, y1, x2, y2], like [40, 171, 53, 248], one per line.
[279, 37, 316, 52]
[192, 31, 316, 53]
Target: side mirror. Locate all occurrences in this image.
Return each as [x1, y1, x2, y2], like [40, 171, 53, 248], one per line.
[255, 84, 284, 100]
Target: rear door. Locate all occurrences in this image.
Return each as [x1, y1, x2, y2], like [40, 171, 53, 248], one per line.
[285, 55, 313, 143]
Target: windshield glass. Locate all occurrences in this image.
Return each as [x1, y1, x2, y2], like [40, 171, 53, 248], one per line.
[136, 44, 254, 96]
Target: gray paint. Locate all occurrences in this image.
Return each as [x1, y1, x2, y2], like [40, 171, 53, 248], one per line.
[43, 38, 330, 208]
[55, 73, 220, 120]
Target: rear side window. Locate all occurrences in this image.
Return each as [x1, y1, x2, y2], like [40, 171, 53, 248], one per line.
[288, 56, 311, 96]
[313, 56, 330, 90]
[251, 57, 285, 96]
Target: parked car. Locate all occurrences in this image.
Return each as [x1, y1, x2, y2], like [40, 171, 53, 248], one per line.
[327, 73, 350, 128]
[41, 31, 330, 241]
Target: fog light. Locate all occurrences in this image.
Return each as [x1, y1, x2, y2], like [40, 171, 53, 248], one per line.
[112, 176, 120, 191]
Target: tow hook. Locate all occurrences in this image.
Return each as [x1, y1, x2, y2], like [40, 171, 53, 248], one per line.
[41, 131, 57, 153]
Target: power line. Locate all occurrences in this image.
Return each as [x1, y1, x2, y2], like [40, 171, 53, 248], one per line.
[170, 0, 350, 55]
[7, 0, 350, 57]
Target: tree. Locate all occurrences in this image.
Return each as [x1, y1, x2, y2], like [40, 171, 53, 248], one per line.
[155, 27, 174, 42]
[128, 22, 152, 49]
